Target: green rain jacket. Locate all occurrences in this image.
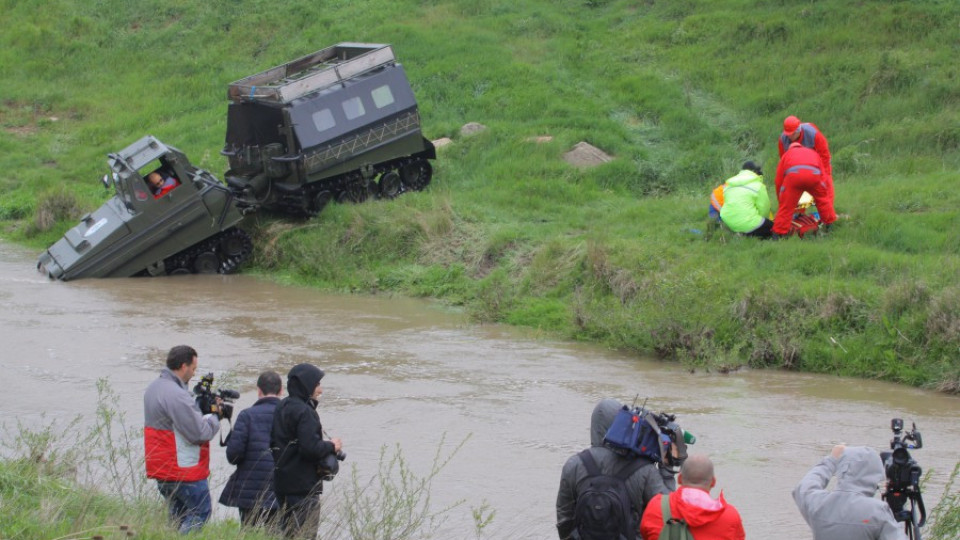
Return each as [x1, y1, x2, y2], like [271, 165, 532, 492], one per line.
[719, 169, 770, 233]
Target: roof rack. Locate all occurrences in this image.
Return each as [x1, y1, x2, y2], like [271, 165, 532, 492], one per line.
[227, 42, 396, 104]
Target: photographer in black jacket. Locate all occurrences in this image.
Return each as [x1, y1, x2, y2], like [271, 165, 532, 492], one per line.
[270, 364, 343, 539]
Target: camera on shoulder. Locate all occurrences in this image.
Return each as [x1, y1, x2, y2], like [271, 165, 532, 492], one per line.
[602, 397, 695, 473]
[193, 372, 240, 420]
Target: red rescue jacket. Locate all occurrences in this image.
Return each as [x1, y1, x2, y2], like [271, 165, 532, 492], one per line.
[641, 486, 745, 540]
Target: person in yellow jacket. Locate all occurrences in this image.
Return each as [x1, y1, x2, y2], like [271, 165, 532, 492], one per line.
[719, 161, 773, 238]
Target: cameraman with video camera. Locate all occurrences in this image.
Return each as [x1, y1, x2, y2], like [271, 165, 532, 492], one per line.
[556, 398, 676, 540]
[271, 363, 344, 539]
[143, 345, 222, 534]
[793, 444, 906, 540]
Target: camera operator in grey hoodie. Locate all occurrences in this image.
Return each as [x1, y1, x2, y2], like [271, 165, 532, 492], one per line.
[794, 444, 906, 540]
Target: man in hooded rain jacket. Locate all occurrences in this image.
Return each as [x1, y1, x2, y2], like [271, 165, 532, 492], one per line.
[271, 363, 343, 539]
[556, 398, 675, 540]
[719, 161, 773, 238]
[794, 444, 907, 540]
[640, 454, 745, 540]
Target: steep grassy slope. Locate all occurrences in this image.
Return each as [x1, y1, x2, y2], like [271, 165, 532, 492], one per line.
[1, 0, 959, 389]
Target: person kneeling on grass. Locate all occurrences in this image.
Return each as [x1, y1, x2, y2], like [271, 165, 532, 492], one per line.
[719, 161, 774, 238]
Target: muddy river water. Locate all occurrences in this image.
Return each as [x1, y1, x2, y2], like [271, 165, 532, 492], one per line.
[1, 241, 958, 539]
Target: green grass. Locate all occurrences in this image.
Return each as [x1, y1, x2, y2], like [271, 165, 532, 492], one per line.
[2, 0, 959, 390]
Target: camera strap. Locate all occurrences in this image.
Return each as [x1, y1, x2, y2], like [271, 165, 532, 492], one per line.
[218, 417, 233, 447]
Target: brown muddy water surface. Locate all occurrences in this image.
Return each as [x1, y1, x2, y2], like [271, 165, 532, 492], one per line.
[1, 242, 959, 539]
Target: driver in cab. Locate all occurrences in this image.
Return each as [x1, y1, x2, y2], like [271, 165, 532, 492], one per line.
[147, 171, 179, 198]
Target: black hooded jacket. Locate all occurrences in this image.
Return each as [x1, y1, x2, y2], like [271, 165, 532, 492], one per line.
[270, 364, 336, 497]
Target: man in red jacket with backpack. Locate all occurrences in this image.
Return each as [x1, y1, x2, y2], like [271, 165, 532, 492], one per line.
[640, 454, 745, 540]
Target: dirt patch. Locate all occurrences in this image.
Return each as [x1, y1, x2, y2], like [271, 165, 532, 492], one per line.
[1, 100, 63, 137]
[5, 125, 38, 137]
[563, 141, 613, 168]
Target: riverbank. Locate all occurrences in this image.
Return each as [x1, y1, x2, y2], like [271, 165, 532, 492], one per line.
[2, 0, 958, 391]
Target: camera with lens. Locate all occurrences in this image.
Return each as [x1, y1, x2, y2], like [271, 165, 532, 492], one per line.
[880, 418, 926, 528]
[193, 373, 240, 421]
[318, 449, 347, 481]
[603, 399, 695, 473]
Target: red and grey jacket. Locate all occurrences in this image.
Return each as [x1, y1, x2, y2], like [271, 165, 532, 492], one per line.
[778, 122, 832, 179]
[144, 369, 220, 482]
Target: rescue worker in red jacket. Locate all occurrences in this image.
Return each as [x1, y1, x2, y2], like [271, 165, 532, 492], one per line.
[773, 142, 837, 237]
[144, 345, 221, 534]
[779, 116, 834, 200]
[640, 454, 745, 540]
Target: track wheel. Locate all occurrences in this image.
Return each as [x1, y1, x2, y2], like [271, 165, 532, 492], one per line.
[193, 252, 220, 274]
[220, 235, 246, 258]
[169, 267, 191, 276]
[400, 160, 433, 191]
[310, 190, 333, 216]
[339, 181, 369, 204]
[379, 171, 402, 199]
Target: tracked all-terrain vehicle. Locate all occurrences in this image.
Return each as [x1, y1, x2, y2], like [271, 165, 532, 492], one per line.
[38, 42, 435, 281]
[222, 42, 436, 216]
[37, 136, 252, 281]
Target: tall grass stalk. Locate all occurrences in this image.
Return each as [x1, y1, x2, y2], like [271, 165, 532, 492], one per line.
[322, 434, 470, 539]
[929, 462, 960, 540]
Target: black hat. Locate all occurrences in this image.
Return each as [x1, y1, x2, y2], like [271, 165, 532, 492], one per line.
[742, 161, 762, 175]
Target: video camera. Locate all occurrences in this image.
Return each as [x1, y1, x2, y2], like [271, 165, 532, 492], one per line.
[603, 398, 695, 473]
[193, 373, 240, 421]
[317, 427, 346, 481]
[319, 449, 347, 481]
[880, 418, 926, 528]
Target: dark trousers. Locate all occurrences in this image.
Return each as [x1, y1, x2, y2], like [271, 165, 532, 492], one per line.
[277, 494, 322, 540]
[239, 506, 280, 528]
[743, 218, 774, 238]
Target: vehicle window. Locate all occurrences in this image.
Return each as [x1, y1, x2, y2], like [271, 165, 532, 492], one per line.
[134, 159, 166, 201]
[371, 85, 395, 109]
[138, 159, 164, 179]
[342, 96, 366, 120]
[312, 109, 336, 132]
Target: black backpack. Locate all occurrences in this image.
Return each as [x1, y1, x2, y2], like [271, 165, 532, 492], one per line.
[574, 449, 649, 540]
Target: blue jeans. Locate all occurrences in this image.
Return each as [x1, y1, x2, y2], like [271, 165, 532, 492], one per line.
[157, 479, 212, 534]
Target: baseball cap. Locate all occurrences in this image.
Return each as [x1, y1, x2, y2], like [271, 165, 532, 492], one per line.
[783, 115, 801, 136]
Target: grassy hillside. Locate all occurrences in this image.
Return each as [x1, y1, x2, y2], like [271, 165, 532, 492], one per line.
[2, 0, 959, 390]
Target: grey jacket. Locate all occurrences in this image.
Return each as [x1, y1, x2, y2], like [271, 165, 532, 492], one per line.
[793, 446, 907, 540]
[144, 369, 220, 476]
[556, 399, 674, 540]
